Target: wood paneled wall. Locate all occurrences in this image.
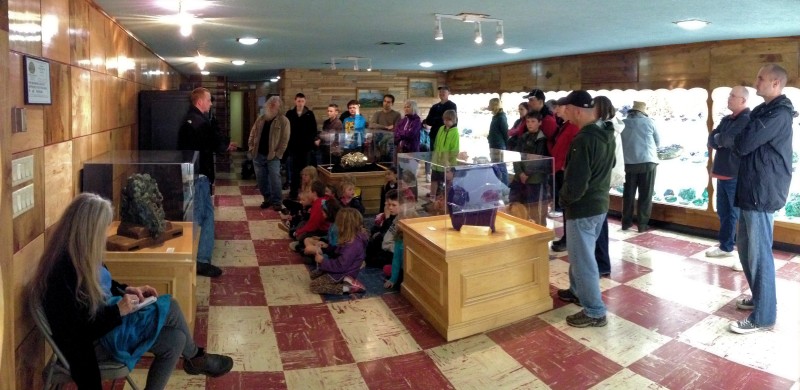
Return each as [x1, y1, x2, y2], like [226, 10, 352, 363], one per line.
[446, 36, 800, 245]
[280, 69, 447, 127]
[0, 0, 182, 388]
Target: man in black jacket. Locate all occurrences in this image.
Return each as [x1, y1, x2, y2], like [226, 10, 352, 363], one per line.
[286, 93, 318, 199]
[178, 88, 236, 186]
[423, 85, 457, 150]
[728, 64, 795, 335]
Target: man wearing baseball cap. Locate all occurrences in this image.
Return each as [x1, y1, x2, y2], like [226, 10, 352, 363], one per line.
[555, 90, 616, 328]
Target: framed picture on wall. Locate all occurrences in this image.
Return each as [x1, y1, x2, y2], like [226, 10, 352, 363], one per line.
[357, 89, 384, 108]
[409, 78, 436, 98]
[24, 56, 52, 105]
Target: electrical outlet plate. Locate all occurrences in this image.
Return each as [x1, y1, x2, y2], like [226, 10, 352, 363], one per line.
[12, 184, 34, 218]
[12, 155, 34, 186]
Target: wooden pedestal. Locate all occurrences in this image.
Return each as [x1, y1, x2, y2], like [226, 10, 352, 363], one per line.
[399, 213, 554, 341]
[104, 221, 198, 333]
[317, 164, 389, 214]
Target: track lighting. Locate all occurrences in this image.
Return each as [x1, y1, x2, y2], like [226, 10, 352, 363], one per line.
[434, 13, 503, 46]
[329, 56, 372, 72]
[495, 22, 504, 45]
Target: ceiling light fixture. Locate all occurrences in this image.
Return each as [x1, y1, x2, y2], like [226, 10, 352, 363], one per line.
[195, 54, 206, 70]
[177, 0, 198, 37]
[270, 77, 278, 82]
[200, 70, 209, 75]
[502, 47, 522, 54]
[674, 19, 710, 30]
[419, 61, 433, 68]
[231, 60, 245, 65]
[237, 37, 259, 45]
[434, 13, 503, 46]
[495, 22, 504, 45]
[330, 56, 371, 71]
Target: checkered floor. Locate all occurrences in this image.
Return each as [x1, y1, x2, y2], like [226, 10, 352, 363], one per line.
[120, 154, 799, 389]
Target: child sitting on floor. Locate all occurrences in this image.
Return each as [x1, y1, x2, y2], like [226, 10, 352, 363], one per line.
[301, 198, 341, 257]
[339, 175, 365, 215]
[289, 180, 331, 245]
[380, 168, 398, 214]
[279, 166, 318, 232]
[309, 208, 368, 295]
[365, 189, 399, 268]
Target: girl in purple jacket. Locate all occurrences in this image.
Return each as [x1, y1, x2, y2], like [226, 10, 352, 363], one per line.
[309, 208, 368, 294]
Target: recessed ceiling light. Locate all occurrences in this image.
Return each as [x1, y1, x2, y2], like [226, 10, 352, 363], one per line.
[237, 37, 259, 45]
[231, 60, 246, 65]
[270, 78, 278, 82]
[157, 0, 210, 12]
[419, 61, 433, 68]
[502, 47, 522, 54]
[674, 19, 710, 30]
[200, 70, 209, 75]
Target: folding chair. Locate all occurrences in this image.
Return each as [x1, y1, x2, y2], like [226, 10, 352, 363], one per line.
[30, 301, 140, 390]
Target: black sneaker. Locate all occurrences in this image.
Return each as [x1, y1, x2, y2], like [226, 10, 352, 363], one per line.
[197, 263, 223, 278]
[260, 201, 269, 209]
[551, 241, 567, 252]
[557, 289, 581, 306]
[183, 348, 234, 377]
[736, 297, 755, 310]
[729, 318, 772, 334]
[566, 310, 607, 328]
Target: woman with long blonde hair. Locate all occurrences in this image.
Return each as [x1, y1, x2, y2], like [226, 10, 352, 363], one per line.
[30, 193, 232, 389]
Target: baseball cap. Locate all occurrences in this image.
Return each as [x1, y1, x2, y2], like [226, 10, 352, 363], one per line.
[438, 85, 450, 91]
[523, 89, 545, 101]
[560, 90, 594, 108]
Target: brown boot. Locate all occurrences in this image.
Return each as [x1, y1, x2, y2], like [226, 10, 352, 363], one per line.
[183, 348, 233, 377]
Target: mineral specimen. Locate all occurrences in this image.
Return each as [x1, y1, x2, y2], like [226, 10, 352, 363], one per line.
[657, 144, 684, 160]
[120, 173, 166, 237]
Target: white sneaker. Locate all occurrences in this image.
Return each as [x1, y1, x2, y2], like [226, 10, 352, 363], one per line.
[731, 261, 744, 271]
[706, 247, 733, 258]
[547, 211, 563, 218]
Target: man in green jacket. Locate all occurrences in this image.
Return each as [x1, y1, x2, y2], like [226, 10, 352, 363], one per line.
[555, 90, 616, 328]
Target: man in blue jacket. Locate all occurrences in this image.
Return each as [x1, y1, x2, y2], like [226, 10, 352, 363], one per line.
[729, 64, 795, 334]
[707, 86, 751, 268]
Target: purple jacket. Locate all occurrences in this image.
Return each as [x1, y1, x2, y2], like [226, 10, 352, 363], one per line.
[394, 114, 422, 153]
[319, 231, 368, 280]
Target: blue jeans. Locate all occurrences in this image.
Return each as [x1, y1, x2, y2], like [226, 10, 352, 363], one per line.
[254, 154, 282, 206]
[737, 210, 777, 327]
[566, 213, 607, 318]
[716, 178, 739, 252]
[194, 176, 214, 263]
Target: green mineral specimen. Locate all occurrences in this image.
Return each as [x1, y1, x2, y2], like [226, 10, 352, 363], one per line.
[679, 188, 696, 201]
[785, 193, 800, 218]
[120, 173, 167, 237]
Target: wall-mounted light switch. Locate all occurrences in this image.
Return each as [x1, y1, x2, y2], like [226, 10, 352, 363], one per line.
[11, 155, 34, 186]
[12, 184, 34, 218]
[11, 107, 27, 133]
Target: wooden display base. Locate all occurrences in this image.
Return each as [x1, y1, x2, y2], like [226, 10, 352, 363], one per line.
[317, 164, 389, 214]
[106, 222, 184, 251]
[399, 212, 554, 341]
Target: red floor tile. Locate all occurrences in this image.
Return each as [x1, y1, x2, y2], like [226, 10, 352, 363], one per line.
[270, 304, 355, 370]
[772, 249, 796, 261]
[777, 262, 800, 282]
[712, 294, 753, 322]
[240, 185, 261, 195]
[193, 306, 209, 346]
[253, 239, 307, 266]
[549, 283, 573, 310]
[629, 340, 795, 389]
[245, 206, 282, 221]
[209, 267, 267, 306]
[208, 372, 286, 390]
[214, 221, 251, 240]
[625, 232, 709, 257]
[358, 351, 454, 390]
[606, 256, 653, 283]
[603, 285, 709, 338]
[381, 294, 447, 350]
[488, 316, 622, 390]
[214, 195, 243, 206]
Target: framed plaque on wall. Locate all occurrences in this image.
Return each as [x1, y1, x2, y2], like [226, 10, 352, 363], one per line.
[24, 56, 52, 105]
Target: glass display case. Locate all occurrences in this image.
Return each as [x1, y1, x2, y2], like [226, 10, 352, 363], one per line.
[397, 149, 554, 241]
[316, 129, 394, 214]
[710, 86, 800, 223]
[83, 150, 198, 223]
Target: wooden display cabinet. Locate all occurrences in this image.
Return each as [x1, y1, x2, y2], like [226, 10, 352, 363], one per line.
[399, 212, 554, 341]
[104, 221, 198, 333]
[317, 164, 389, 214]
